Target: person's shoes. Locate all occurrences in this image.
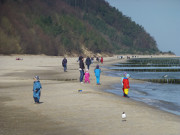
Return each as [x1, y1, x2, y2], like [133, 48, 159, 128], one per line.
[81, 82, 84, 84]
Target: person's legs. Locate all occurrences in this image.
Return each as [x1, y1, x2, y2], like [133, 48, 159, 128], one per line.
[34, 97, 36, 103]
[124, 89, 129, 98]
[84, 77, 87, 83]
[85, 78, 90, 83]
[82, 70, 84, 81]
[96, 76, 100, 84]
[80, 70, 84, 82]
[36, 98, 39, 103]
[64, 64, 67, 72]
[65, 64, 67, 71]
[34, 97, 38, 103]
[122, 88, 125, 97]
[88, 78, 90, 83]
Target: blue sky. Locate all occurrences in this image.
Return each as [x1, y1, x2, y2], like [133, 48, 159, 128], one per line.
[106, 0, 180, 56]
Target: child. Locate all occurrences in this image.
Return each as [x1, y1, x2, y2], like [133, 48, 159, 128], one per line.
[100, 57, 103, 64]
[122, 74, 130, 98]
[33, 76, 42, 104]
[94, 65, 101, 85]
[84, 69, 90, 83]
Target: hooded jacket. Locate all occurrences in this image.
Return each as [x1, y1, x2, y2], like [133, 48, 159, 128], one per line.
[94, 65, 101, 77]
[33, 81, 42, 99]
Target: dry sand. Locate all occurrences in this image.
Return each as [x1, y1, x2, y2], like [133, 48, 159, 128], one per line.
[0, 55, 180, 135]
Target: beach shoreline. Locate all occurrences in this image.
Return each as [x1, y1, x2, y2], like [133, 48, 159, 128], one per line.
[0, 55, 180, 135]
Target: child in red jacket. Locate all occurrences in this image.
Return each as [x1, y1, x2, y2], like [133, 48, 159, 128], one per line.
[100, 57, 103, 64]
[122, 74, 130, 98]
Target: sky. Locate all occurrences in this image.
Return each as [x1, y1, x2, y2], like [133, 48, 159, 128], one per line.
[105, 0, 180, 56]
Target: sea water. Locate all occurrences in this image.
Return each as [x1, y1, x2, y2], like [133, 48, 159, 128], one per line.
[104, 58, 180, 116]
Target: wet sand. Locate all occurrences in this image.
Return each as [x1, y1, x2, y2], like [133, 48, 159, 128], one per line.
[0, 55, 180, 135]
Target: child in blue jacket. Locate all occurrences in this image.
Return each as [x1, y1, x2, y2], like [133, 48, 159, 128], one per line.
[33, 76, 42, 104]
[94, 65, 101, 85]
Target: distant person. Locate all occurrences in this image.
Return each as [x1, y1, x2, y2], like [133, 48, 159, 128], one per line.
[33, 76, 42, 104]
[79, 56, 85, 83]
[84, 69, 90, 83]
[100, 57, 103, 64]
[77, 56, 82, 62]
[122, 74, 130, 98]
[91, 57, 94, 64]
[94, 65, 101, 85]
[85, 56, 91, 70]
[96, 57, 99, 62]
[62, 57, 67, 72]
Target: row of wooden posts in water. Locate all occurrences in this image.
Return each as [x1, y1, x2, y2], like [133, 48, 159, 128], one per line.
[113, 68, 180, 72]
[115, 58, 180, 84]
[141, 79, 180, 84]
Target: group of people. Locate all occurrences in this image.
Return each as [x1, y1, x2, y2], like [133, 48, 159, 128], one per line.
[60, 56, 102, 85]
[61, 56, 102, 85]
[32, 56, 130, 104]
[96, 57, 103, 64]
[78, 56, 101, 85]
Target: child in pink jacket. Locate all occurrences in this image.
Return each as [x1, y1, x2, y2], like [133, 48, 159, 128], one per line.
[84, 69, 90, 83]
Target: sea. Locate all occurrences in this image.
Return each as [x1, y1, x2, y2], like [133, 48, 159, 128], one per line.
[103, 57, 180, 116]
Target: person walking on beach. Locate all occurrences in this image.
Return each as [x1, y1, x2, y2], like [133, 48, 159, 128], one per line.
[84, 69, 90, 83]
[33, 76, 42, 104]
[122, 74, 130, 98]
[94, 65, 101, 85]
[85, 56, 91, 70]
[79, 56, 85, 83]
[100, 57, 103, 64]
[96, 57, 99, 62]
[62, 57, 67, 72]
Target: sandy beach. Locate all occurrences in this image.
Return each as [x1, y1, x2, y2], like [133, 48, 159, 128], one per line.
[0, 55, 180, 135]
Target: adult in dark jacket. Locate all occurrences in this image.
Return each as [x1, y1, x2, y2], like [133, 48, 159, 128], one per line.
[62, 57, 67, 72]
[79, 56, 85, 83]
[85, 56, 91, 70]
